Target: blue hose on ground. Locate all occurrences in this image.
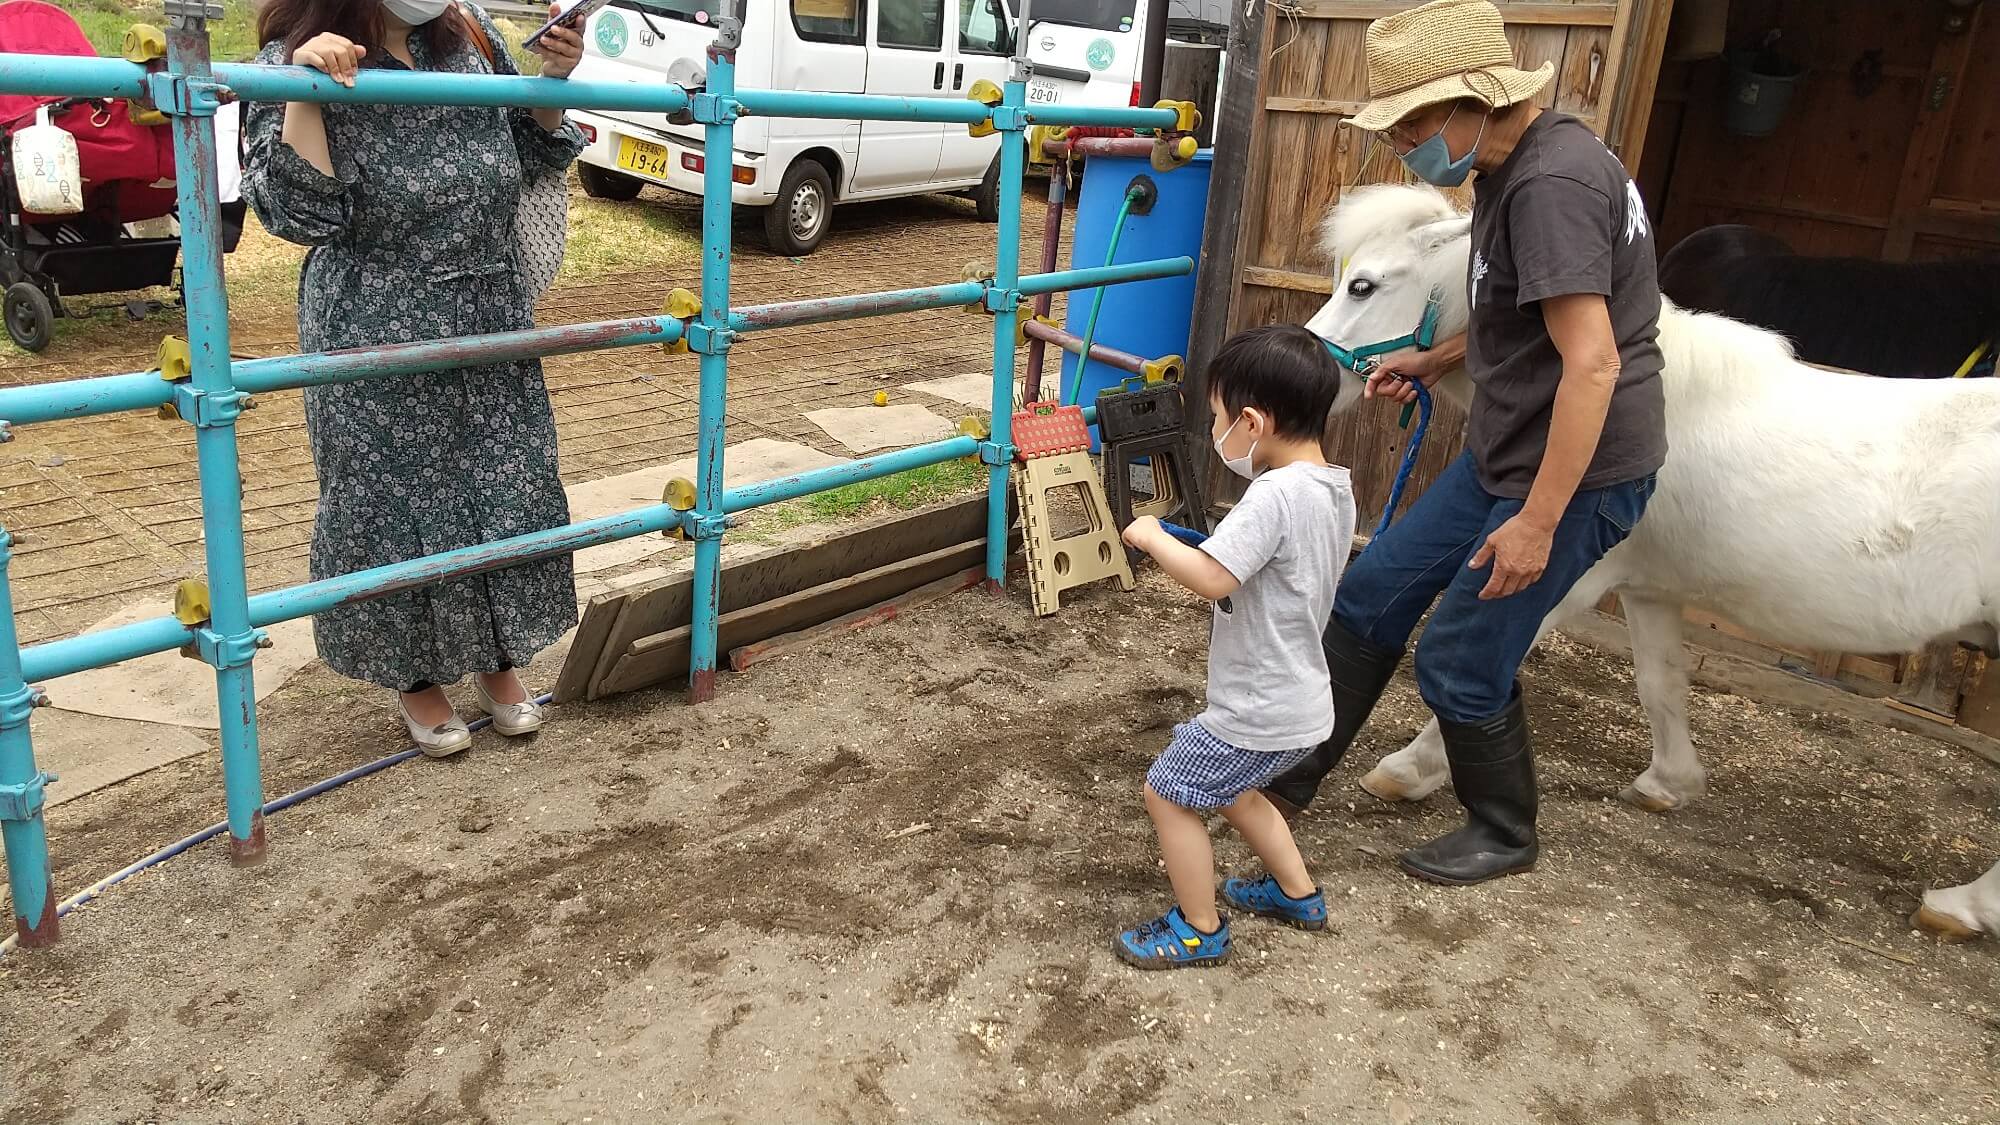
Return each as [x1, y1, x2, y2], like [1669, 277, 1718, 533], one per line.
[0, 692, 554, 958]
[1064, 185, 1144, 408]
[1374, 381, 1434, 539]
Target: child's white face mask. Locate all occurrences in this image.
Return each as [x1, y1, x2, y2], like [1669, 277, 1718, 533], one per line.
[1213, 410, 1262, 480]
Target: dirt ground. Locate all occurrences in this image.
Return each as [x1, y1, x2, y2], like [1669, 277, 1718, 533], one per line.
[0, 567, 1995, 1124]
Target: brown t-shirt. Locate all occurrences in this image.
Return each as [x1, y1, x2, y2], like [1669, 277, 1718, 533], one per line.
[1464, 111, 1667, 498]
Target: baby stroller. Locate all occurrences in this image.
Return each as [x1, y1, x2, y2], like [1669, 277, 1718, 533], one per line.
[0, 0, 245, 353]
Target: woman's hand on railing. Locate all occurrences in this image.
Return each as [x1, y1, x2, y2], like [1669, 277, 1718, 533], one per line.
[290, 33, 366, 88]
[532, 4, 585, 81]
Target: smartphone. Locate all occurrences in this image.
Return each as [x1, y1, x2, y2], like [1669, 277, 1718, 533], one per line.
[522, 0, 614, 51]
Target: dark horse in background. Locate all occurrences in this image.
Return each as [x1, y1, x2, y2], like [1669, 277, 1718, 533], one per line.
[1657, 224, 2000, 378]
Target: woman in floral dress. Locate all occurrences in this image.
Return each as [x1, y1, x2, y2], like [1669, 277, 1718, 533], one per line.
[244, 0, 584, 755]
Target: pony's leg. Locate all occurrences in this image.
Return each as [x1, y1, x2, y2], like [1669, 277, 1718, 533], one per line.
[1915, 859, 2000, 942]
[1359, 556, 1630, 803]
[1618, 594, 1707, 812]
[1359, 716, 1449, 802]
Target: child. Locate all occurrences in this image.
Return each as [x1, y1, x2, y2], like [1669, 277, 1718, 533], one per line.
[1114, 324, 1358, 969]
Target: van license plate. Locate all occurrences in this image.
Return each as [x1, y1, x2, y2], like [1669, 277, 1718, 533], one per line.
[1026, 80, 1063, 105]
[616, 136, 673, 179]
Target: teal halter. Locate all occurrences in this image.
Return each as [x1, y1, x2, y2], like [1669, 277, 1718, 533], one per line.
[1320, 287, 1445, 376]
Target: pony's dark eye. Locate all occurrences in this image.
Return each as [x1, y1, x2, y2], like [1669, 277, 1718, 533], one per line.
[1347, 278, 1376, 299]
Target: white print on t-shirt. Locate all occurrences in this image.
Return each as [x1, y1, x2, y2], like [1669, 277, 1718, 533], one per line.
[1470, 249, 1489, 306]
[1623, 179, 1652, 245]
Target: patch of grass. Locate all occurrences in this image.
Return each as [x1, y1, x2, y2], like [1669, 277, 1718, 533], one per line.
[68, 0, 262, 62]
[739, 458, 989, 542]
[561, 183, 701, 281]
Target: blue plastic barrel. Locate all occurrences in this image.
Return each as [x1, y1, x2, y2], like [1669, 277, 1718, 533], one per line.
[1058, 150, 1211, 449]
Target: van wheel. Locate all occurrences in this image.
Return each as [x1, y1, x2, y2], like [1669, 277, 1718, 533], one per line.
[4, 282, 55, 353]
[764, 159, 833, 256]
[579, 164, 644, 202]
[973, 154, 1001, 224]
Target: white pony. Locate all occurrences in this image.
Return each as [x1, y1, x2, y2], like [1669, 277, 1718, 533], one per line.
[1306, 183, 2000, 941]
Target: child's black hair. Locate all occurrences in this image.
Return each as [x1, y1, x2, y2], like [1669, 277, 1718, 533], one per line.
[1205, 324, 1344, 441]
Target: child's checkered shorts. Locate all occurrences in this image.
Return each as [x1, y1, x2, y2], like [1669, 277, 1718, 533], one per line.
[1147, 722, 1315, 811]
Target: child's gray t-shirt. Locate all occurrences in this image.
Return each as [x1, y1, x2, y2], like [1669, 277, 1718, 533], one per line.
[1194, 462, 1357, 751]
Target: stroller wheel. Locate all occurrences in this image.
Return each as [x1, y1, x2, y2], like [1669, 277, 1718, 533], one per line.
[4, 283, 55, 353]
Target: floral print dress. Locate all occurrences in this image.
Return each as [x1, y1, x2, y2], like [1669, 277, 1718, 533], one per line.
[243, 7, 584, 690]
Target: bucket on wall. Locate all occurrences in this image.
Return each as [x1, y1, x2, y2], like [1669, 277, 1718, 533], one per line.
[1724, 44, 1803, 137]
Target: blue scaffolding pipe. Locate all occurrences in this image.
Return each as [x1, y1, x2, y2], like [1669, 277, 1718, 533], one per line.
[0, 314, 687, 425]
[0, 0, 1195, 947]
[0, 263, 1189, 428]
[210, 64, 696, 114]
[723, 437, 983, 513]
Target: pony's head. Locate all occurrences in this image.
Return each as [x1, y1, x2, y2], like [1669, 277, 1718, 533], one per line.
[1305, 184, 1474, 409]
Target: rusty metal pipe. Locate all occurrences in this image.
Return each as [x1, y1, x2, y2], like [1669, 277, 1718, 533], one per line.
[1022, 318, 1149, 377]
[1042, 137, 1158, 160]
[1023, 167, 1067, 402]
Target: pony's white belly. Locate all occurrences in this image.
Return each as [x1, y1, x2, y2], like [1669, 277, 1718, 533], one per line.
[1611, 408, 1996, 652]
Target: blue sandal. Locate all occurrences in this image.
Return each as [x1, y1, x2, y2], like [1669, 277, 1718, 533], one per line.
[1114, 906, 1231, 970]
[1222, 875, 1329, 931]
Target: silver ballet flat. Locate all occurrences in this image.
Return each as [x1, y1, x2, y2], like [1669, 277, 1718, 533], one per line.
[399, 695, 473, 758]
[474, 678, 545, 737]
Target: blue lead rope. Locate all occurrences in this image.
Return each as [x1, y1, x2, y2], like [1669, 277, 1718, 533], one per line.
[1374, 379, 1433, 538]
[1159, 521, 1208, 547]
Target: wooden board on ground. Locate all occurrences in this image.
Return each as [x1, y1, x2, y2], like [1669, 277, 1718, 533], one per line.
[728, 563, 989, 672]
[557, 491, 1019, 703]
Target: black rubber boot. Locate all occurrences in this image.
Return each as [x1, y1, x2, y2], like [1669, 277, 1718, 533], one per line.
[1397, 692, 1538, 885]
[1261, 617, 1402, 817]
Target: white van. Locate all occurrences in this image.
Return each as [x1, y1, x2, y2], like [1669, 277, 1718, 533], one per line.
[1015, 0, 1226, 116]
[570, 0, 1019, 255]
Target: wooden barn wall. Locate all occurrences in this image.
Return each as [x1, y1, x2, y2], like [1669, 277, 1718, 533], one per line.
[1645, 0, 1999, 261]
[1214, 0, 1654, 520]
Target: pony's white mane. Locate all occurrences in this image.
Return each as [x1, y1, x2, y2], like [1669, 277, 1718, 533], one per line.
[1318, 183, 1462, 265]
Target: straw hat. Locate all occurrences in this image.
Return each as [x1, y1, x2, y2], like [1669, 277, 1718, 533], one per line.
[1350, 0, 1554, 132]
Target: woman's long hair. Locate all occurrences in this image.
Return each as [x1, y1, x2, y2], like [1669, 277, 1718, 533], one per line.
[257, 0, 470, 58]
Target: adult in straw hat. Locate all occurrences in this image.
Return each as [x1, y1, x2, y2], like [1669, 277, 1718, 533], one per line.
[1263, 0, 1670, 886]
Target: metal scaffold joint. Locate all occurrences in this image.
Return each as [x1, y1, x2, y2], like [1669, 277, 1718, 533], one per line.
[683, 512, 731, 541]
[689, 92, 741, 125]
[0, 683, 48, 729]
[145, 73, 230, 117]
[182, 627, 268, 671]
[990, 104, 1031, 133]
[168, 384, 247, 428]
[0, 769, 57, 823]
[981, 286, 1020, 314]
[161, 0, 224, 29]
[685, 322, 735, 355]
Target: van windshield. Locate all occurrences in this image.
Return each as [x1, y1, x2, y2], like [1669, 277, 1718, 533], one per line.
[1009, 0, 1138, 34]
[611, 0, 738, 28]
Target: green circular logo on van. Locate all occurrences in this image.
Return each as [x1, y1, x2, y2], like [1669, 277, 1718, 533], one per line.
[595, 11, 629, 57]
[1085, 38, 1116, 71]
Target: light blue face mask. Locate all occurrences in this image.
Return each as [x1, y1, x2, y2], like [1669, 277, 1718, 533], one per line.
[1397, 103, 1487, 188]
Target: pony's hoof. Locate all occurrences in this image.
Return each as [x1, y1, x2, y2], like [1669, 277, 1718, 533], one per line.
[1360, 767, 1420, 803]
[1619, 784, 1684, 813]
[1912, 904, 1983, 943]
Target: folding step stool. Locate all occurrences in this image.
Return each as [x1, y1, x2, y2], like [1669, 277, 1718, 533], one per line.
[1095, 380, 1210, 565]
[1011, 402, 1135, 617]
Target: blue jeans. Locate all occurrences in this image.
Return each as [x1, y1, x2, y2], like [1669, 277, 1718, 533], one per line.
[1335, 453, 1656, 724]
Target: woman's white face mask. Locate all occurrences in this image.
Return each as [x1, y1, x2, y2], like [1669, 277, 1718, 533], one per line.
[383, 0, 453, 25]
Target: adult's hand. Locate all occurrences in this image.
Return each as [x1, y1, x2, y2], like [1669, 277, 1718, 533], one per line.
[1467, 513, 1552, 600]
[1363, 346, 1447, 406]
[533, 4, 586, 79]
[292, 33, 366, 88]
